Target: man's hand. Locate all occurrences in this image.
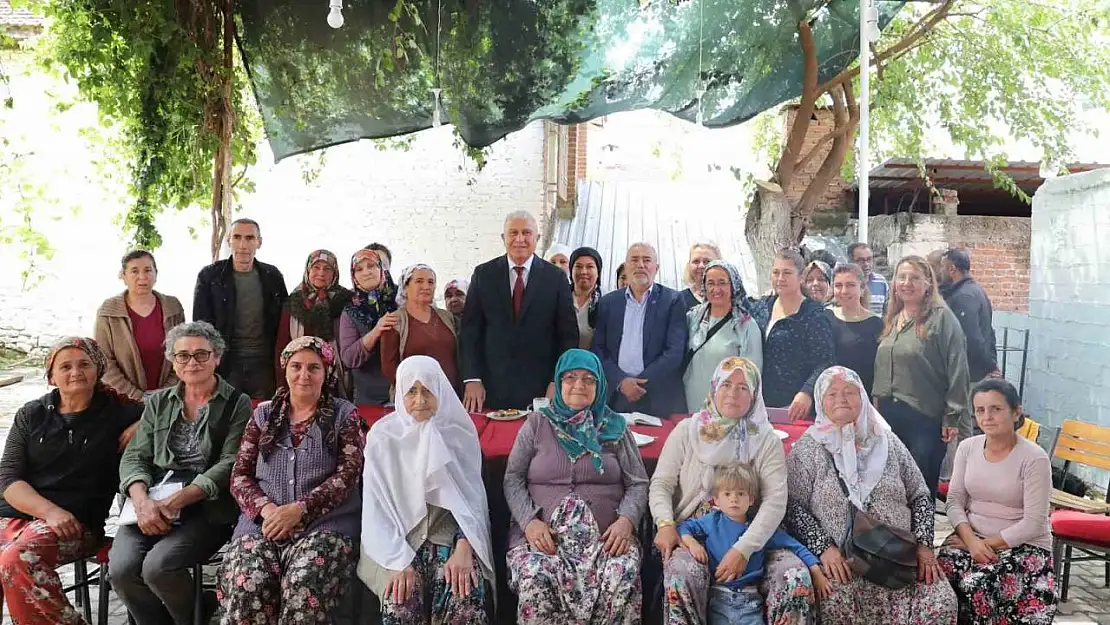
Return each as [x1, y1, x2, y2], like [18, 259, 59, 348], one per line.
[463, 381, 486, 413]
[619, 378, 648, 403]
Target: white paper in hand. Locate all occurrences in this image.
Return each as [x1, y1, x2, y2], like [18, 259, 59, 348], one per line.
[117, 471, 184, 526]
[622, 412, 663, 427]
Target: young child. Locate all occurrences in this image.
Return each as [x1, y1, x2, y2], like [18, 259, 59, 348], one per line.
[678, 463, 830, 625]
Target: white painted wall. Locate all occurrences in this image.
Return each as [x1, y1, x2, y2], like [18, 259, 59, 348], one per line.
[1025, 168, 1110, 485]
[0, 52, 546, 352]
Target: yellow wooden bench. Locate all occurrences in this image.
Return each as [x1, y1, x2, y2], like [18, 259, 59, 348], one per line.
[1051, 420, 1110, 513]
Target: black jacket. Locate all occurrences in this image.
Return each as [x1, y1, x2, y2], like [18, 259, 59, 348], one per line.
[0, 389, 142, 535]
[193, 258, 288, 373]
[460, 255, 579, 410]
[941, 276, 997, 381]
[750, 295, 836, 408]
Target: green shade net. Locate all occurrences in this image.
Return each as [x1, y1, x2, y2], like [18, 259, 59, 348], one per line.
[235, 0, 903, 162]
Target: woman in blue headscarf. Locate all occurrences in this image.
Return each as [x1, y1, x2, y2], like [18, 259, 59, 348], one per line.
[503, 348, 650, 625]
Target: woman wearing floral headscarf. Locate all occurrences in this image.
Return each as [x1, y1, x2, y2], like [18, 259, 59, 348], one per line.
[0, 337, 142, 624]
[504, 348, 649, 624]
[275, 250, 353, 394]
[380, 263, 461, 396]
[803, 261, 833, 304]
[339, 248, 399, 405]
[785, 366, 956, 625]
[651, 357, 815, 625]
[219, 336, 365, 624]
[683, 260, 763, 413]
[359, 356, 494, 625]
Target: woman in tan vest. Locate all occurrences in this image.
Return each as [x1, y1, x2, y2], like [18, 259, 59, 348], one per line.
[94, 250, 185, 400]
[379, 263, 460, 396]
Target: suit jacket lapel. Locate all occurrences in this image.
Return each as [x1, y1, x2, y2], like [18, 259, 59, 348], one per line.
[517, 255, 543, 323]
[641, 286, 660, 361]
[611, 291, 627, 355]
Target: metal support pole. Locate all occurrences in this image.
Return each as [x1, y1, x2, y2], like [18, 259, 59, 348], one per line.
[858, 0, 871, 244]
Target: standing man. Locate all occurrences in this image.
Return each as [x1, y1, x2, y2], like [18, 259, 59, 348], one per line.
[592, 242, 688, 416]
[193, 218, 288, 399]
[460, 211, 579, 412]
[848, 242, 889, 314]
[938, 247, 1000, 382]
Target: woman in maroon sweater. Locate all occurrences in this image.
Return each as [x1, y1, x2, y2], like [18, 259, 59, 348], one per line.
[379, 263, 461, 395]
[503, 348, 649, 624]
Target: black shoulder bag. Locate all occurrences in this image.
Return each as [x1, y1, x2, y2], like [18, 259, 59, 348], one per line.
[832, 471, 919, 590]
[682, 311, 733, 371]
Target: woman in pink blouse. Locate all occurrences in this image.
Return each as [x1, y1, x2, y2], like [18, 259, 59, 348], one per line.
[937, 378, 1057, 625]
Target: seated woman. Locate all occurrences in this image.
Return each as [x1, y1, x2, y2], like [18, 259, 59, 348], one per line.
[0, 338, 142, 624]
[218, 336, 364, 624]
[937, 378, 1056, 625]
[505, 348, 648, 624]
[683, 260, 763, 413]
[749, 248, 835, 420]
[338, 248, 399, 405]
[359, 356, 494, 625]
[95, 250, 186, 400]
[111, 321, 253, 625]
[652, 357, 814, 625]
[785, 366, 957, 625]
[380, 264, 460, 395]
[274, 249, 352, 394]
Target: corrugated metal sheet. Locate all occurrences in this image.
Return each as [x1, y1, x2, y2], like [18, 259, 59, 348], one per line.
[551, 180, 757, 294]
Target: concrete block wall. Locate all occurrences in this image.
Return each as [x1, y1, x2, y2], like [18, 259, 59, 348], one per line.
[869, 212, 1031, 312]
[1024, 168, 1110, 485]
[0, 49, 548, 353]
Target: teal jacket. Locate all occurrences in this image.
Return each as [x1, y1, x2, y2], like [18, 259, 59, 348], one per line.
[118, 376, 252, 524]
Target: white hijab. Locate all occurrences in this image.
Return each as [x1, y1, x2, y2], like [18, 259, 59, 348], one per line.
[808, 366, 891, 509]
[359, 356, 493, 575]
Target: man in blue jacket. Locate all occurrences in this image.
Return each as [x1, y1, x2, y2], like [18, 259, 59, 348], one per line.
[592, 242, 688, 416]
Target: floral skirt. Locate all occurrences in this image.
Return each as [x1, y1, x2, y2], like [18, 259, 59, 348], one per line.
[815, 569, 957, 624]
[507, 494, 642, 625]
[937, 544, 1057, 625]
[0, 517, 99, 625]
[216, 530, 356, 624]
[662, 546, 815, 625]
[377, 540, 491, 625]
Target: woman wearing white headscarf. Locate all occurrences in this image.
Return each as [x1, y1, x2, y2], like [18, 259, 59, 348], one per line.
[358, 356, 493, 625]
[380, 264, 460, 396]
[785, 366, 956, 625]
[544, 243, 572, 278]
[650, 357, 816, 625]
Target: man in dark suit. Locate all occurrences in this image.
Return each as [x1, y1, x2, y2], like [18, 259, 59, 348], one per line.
[460, 211, 579, 412]
[592, 242, 688, 416]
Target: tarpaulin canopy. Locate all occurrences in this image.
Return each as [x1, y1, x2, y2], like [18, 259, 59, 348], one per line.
[235, 0, 903, 162]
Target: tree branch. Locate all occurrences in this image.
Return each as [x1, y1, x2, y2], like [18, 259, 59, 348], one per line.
[794, 82, 859, 232]
[775, 19, 819, 188]
[818, 0, 956, 95]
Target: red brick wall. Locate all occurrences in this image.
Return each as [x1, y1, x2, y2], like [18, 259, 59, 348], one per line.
[564, 123, 588, 208]
[781, 106, 852, 214]
[955, 243, 1029, 313]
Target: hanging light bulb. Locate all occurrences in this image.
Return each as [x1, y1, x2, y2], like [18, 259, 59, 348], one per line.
[327, 0, 344, 29]
[430, 88, 443, 127]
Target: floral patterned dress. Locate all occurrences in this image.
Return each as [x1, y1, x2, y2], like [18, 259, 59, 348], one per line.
[218, 413, 364, 624]
[785, 434, 958, 625]
[378, 531, 491, 625]
[937, 544, 1056, 625]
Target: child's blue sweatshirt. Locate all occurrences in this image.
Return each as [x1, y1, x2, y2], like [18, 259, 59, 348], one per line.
[678, 509, 819, 589]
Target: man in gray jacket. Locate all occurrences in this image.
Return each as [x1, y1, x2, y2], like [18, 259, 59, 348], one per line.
[938, 247, 1000, 382]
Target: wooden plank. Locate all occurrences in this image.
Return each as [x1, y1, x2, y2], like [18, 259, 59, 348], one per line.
[1060, 419, 1110, 443]
[1051, 489, 1110, 513]
[0, 375, 23, 389]
[1054, 436, 1110, 457]
[1055, 446, 1110, 471]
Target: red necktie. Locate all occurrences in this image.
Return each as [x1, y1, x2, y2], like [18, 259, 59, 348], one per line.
[512, 266, 525, 320]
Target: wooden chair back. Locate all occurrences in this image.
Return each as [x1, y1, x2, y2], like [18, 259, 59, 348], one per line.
[1054, 420, 1110, 474]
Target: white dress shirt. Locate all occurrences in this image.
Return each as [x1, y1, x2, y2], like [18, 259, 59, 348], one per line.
[508, 254, 535, 291]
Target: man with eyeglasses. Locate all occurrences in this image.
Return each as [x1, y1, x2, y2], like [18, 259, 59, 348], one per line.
[592, 242, 688, 417]
[192, 218, 288, 399]
[848, 242, 888, 314]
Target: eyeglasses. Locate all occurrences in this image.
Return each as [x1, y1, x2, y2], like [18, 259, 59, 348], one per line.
[172, 350, 213, 364]
[560, 373, 598, 387]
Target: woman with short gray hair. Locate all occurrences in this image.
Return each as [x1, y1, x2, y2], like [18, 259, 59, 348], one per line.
[111, 320, 252, 625]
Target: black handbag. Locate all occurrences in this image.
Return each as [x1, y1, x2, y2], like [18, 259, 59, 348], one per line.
[833, 472, 919, 590]
[682, 311, 733, 371]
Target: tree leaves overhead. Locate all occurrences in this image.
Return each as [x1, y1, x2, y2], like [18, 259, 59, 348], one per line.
[236, 0, 901, 161]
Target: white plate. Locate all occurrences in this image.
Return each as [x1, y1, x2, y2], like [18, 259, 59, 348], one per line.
[773, 429, 789, 440]
[486, 409, 527, 421]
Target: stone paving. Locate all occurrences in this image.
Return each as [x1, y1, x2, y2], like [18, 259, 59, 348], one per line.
[1, 366, 1107, 624]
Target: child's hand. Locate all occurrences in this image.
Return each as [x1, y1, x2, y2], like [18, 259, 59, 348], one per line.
[810, 565, 832, 601]
[688, 541, 708, 564]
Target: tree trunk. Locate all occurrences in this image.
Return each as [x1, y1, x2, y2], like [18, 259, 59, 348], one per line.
[208, 0, 235, 263]
[744, 180, 798, 294]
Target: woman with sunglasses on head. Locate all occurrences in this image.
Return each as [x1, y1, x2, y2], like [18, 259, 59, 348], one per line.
[111, 321, 253, 625]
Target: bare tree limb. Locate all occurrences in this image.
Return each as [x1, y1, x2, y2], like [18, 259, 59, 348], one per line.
[775, 19, 819, 188]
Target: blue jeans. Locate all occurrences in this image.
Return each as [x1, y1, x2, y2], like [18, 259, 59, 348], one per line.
[879, 396, 946, 498]
[708, 585, 764, 625]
